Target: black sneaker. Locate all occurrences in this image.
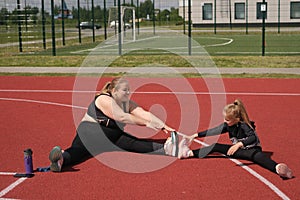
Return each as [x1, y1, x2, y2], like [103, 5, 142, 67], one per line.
[49, 146, 63, 172]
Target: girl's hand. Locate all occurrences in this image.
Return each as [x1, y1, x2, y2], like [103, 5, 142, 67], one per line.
[227, 142, 243, 156]
[161, 125, 175, 134]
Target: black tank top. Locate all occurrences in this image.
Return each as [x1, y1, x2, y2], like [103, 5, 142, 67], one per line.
[87, 93, 126, 130]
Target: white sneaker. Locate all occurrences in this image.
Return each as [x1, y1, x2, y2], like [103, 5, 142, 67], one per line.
[164, 131, 179, 157]
[276, 163, 293, 179]
[164, 137, 172, 156]
[178, 137, 193, 159]
[49, 146, 64, 172]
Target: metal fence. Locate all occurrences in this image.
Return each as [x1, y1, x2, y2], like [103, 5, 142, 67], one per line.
[0, 0, 299, 56]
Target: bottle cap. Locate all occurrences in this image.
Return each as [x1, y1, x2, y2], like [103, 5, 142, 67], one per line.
[24, 148, 33, 156]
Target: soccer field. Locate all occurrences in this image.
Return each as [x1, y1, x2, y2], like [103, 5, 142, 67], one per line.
[0, 26, 299, 56]
[193, 33, 300, 56]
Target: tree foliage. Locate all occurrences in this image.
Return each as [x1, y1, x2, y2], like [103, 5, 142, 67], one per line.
[0, 0, 181, 25]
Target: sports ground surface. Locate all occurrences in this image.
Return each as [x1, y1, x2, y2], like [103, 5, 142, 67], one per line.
[0, 75, 299, 199]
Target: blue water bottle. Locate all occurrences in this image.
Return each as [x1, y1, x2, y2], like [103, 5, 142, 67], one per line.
[24, 149, 33, 174]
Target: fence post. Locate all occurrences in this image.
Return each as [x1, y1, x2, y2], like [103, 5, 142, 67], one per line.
[118, 0, 122, 55]
[229, 0, 232, 29]
[41, 0, 46, 49]
[92, 0, 95, 43]
[278, 0, 280, 33]
[214, 0, 216, 34]
[153, 0, 155, 35]
[17, 0, 22, 52]
[183, 0, 186, 34]
[246, 0, 248, 34]
[51, 0, 56, 56]
[61, 0, 65, 46]
[261, 0, 267, 56]
[104, 0, 107, 40]
[188, 0, 191, 55]
[137, 0, 140, 34]
[77, 0, 81, 44]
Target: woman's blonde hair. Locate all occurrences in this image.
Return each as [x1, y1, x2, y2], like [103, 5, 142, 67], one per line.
[223, 99, 253, 129]
[96, 77, 128, 96]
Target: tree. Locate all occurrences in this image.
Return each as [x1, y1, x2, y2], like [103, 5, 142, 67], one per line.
[93, 5, 103, 22]
[157, 9, 170, 21]
[139, 0, 153, 19]
[0, 8, 9, 25]
[169, 7, 182, 21]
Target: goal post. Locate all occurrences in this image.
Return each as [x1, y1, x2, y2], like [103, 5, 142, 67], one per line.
[108, 6, 136, 43]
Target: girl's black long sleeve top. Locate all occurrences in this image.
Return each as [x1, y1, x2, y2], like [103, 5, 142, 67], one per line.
[197, 122, 261, 149]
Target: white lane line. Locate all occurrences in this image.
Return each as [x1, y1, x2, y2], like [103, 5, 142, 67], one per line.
[216, 52, 300, 55]
[176, 132, 290, 200]
[0, 89, 89, 93]
[228, 158, 290, 200]
[0, 178, 27, 198]
[136, 92, 300, 96]
[0, 89, 299, 96]
[0, 97, 86, 110]
[198, 37, 233, 47]
[0, 172, 16, 176]
[71, 36, 160, 54]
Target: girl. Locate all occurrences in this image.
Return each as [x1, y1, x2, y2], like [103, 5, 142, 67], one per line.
[182, 99, 293, 179]
[49, 77, 187, 172]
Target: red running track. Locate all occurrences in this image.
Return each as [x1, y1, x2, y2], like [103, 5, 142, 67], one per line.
[0, 76, 299, 199]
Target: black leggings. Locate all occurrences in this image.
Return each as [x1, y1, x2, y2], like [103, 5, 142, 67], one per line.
[192, 143, 278, 173]
[62, 121, 165, 167]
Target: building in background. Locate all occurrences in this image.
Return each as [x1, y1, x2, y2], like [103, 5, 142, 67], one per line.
[179, 0, 300, 27]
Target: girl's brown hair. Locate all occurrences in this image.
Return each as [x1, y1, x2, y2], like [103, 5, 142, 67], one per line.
[223, 99, 253, 129]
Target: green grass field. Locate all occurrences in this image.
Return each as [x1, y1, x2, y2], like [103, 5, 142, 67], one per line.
[0, 25, 299, 78]
[193, 33, 300, 56]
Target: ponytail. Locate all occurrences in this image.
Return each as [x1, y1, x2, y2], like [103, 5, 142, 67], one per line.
[224, 99, 254, 129]
[95, 82, 112, 97]
[96, 77, 128, 97]
[102, 82, 112, 93]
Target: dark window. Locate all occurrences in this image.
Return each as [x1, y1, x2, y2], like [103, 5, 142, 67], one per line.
[235, 3, 245, 19]
[203, 3, 213, 20]
[291, 2, 300, 19]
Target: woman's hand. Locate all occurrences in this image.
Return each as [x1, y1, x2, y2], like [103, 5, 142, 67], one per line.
[184, 133, 198, 140]
[227, 142, 243, 156]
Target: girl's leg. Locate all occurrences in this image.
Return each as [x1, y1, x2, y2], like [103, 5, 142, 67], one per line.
[191, 144, 293, 178]
[194, 145, 278, 173]
[192, 144, 277, 172]
[232, 148, 293, 178]
[192, 143, 231, 158]
[232, 148, 277, 173]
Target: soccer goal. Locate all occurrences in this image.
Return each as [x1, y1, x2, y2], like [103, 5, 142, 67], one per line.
[108, 6, 136, 43]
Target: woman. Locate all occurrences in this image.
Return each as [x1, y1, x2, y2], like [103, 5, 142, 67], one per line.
[181, 99, 293, 179]
[49, 77, 188, 172]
